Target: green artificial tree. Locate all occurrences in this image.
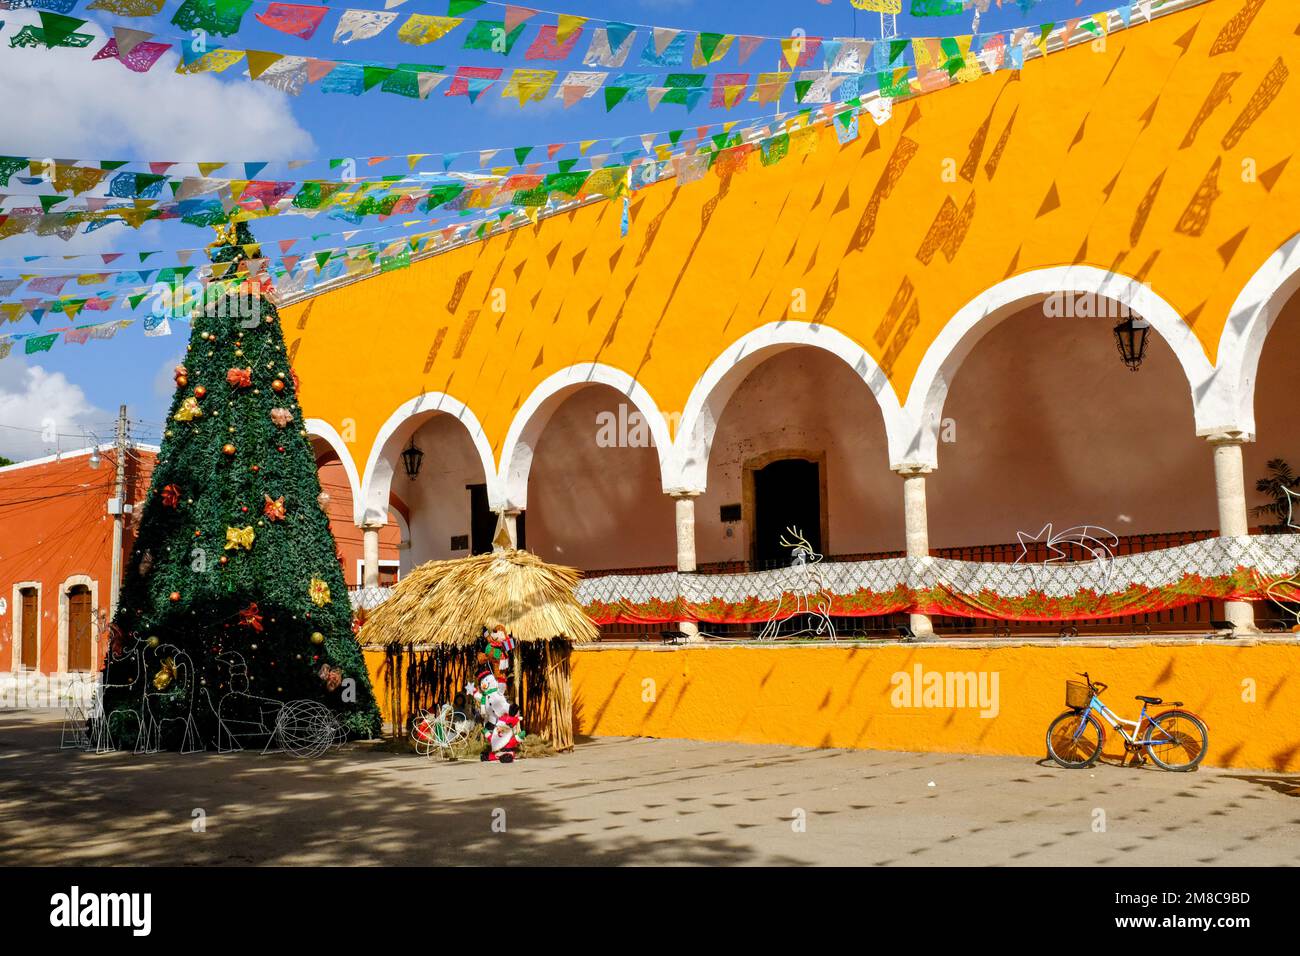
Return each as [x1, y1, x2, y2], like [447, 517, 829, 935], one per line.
[104, 221, 381, 747]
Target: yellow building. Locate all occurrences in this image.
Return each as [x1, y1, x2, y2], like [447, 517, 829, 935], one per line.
[289, 0, 1300, 769]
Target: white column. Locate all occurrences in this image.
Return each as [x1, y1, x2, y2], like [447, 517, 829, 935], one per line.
[672, 493, 702, 641]
[898, 467, 935, 640]
[1208, 432, 1256, 631]
[362, 526, 381, 588]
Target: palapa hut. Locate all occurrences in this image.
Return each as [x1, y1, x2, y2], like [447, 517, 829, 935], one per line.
[358, 548, 597, 751]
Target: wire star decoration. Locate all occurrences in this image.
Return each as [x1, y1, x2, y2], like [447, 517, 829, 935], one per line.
[1012, 523, 1119, 594]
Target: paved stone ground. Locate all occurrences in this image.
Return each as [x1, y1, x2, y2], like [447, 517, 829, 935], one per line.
[1, 710, 1297, 866]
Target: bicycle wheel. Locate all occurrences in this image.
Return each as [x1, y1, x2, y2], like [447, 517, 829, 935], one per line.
[1143, 710, 1208, 772]
[1046, 710, 1104, 768]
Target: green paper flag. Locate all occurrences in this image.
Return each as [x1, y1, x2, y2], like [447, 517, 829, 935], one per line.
[463, 19, 525, 56]
[697, 32, 726, 64]
[39, 11, 88, 48]
[25, 333, 58, 355]
[514, 146, 533, 165]
[604, 86, 629, 111]
[448, 0, 484, 15]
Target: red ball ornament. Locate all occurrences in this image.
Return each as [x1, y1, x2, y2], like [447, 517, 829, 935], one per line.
[250, 465, 259, 473]
[176, 374, 188, 389]
[241, 506, 248, 513]
[277, 446, 285, 453]
[271, 378, 285, 393]
[194, 385, 207, 400]
[169, 592, 181, 602]
[222, 443, 236, 457]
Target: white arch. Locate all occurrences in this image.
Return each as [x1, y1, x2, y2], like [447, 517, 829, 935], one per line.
[1213, 232, 1300, 439]
[360, 392, 498, 526]
[498, 363, 675, 510]
[902, 266, 1219, 468]
[672, 322, 906, 491]
[305, 418, 363, 523]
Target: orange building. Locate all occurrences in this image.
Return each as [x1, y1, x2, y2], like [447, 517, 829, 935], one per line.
[0, 445, 151, 702]
[0, 443, 397, 702]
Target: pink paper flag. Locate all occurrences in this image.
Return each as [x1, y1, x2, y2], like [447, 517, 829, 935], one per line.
[255, 3, 330, 41]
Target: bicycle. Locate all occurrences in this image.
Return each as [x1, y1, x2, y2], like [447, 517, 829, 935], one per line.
[1045, 672, 1209, 771]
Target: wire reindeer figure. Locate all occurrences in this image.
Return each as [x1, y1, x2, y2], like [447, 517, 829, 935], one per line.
[759, 527, 836, 641]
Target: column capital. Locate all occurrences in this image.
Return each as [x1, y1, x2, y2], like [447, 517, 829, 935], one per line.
[667, 489, 703, 500]
[893, 463, 935, 477]
[1201, 428, 1252, 446]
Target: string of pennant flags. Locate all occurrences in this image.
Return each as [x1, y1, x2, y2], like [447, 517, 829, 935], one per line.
[0, 0, 1174, 357]
[3, 0, 1093, 51]
[0, 0, 1157, 109]
[0, 1, 1160, 249]
[0, 98, 869, 330]
[0, 101, 837, 242]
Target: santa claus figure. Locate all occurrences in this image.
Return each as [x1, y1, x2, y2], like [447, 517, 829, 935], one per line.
[483, 704, 523, 763]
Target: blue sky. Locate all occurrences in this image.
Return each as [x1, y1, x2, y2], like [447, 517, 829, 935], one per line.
[0, 0, 1111, 460]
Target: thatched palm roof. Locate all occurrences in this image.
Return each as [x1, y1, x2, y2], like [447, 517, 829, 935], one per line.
[357, 549, 597, 648]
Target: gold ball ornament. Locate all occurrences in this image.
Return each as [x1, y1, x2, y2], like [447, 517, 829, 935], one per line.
[272, 378, 285, 393]
[222, 443, 236, 456]
[310, 632, 325, 645]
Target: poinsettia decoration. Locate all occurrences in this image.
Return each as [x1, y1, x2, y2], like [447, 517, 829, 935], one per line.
[269, 407, 293, 428]
[226, 367, 253, 388]
[238, 602, 264, 633]
[263, 494, 286, 522]
[161, 484, 181, 508]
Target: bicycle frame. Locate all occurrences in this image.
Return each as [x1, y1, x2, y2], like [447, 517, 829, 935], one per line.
[1075, 693, 1177, 746]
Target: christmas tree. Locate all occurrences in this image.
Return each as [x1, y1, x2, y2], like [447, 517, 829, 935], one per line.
[103, 222, 382, 747]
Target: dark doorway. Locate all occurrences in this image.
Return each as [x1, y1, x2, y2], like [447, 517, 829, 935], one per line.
[468, 484, 526, 554]
[68, 585, 93, 671]
[752, 458, 822, 570]
[19, 586, 37, 669]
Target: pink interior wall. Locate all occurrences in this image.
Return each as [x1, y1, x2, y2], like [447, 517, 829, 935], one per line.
[695, 348, 902, 564]
[400, 414, 489, 567]
[527, 386, 675, 570]
[928, 304, 1217, 547]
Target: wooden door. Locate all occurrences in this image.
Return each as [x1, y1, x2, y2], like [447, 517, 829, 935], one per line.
[19, 587, 37, 669]
[68, 585, 92, 672]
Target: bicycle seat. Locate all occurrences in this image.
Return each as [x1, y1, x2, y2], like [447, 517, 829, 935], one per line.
[1135, 695, 1162, 704]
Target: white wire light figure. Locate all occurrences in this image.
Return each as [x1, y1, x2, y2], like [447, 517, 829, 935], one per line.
[206, 651, 284, 753]
[270, 700, 345, 758]
[136, 643, 205, 754]
[88, 632, 145, 753]
[411, 703, 472, 757]
[60, 676, 92, 750]
[1263, 486, 1300, 629]
[1013, 524, 1119, 593]
[759, 527, 836, 641]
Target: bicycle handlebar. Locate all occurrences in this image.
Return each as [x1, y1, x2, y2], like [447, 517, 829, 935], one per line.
[1076, 672, 1107, 695]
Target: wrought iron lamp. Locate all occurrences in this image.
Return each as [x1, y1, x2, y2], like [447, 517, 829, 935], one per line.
[400, 438, 424, 479]
[1113, 315, 1150, 371]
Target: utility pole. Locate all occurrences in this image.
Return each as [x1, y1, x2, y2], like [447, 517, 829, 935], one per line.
[108, 404, 128, 617]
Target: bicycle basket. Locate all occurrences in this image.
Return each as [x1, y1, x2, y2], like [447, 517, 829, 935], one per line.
[1065, 680, 1091, 709]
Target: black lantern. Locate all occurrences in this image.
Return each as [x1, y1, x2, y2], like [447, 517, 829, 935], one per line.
[1113, 315, 1149, 371]
[400, 438, 424, 479]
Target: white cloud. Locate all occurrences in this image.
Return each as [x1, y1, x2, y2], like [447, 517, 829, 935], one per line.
[0, 10, 315, 159]
[0, 355, 113, 462]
